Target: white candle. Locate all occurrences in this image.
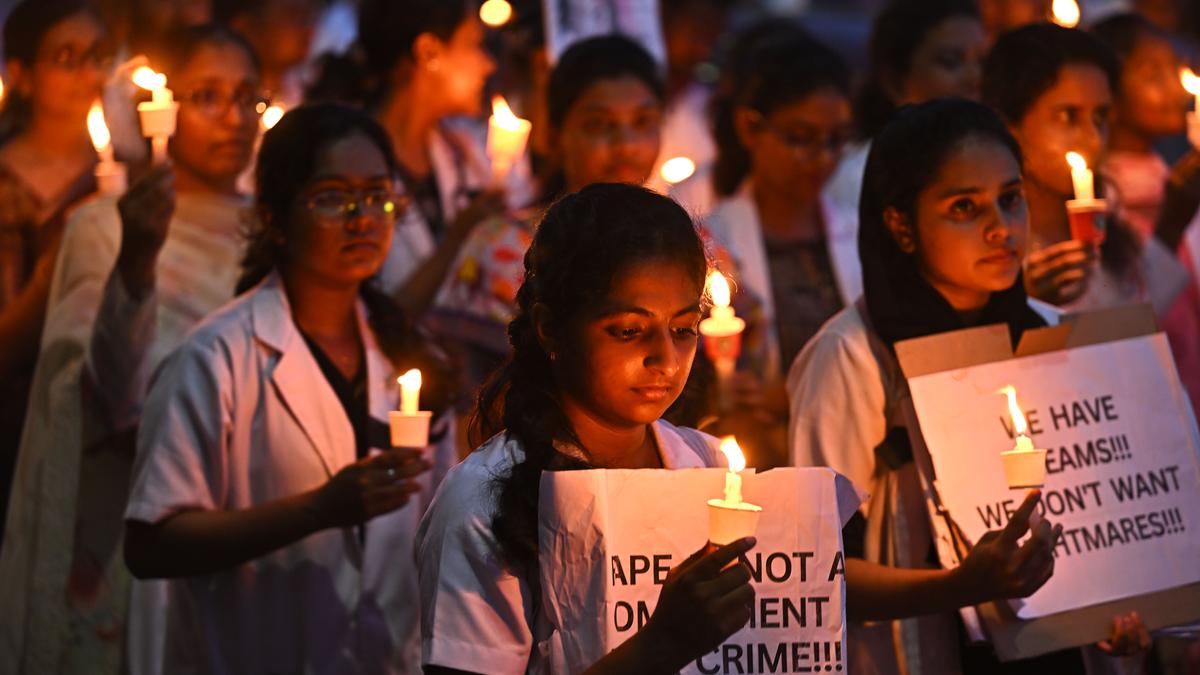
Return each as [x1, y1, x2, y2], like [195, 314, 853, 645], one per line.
[132, 66, 178, 165]
[487, 95, 531, 182]
[1065, 152, 1094, 202]
[699, 271, 745, 339]
[718, 436, 746, 506]
[398, 368, 422, 415]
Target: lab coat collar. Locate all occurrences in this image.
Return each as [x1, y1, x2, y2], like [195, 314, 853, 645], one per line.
[250, 272, 396, 477]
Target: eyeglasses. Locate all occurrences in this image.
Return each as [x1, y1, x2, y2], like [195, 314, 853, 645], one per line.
[303, 188, 410, 227]
[40, 44, 114, 71]
[178, 86, 271, 118]
[752, 112, 850, 160]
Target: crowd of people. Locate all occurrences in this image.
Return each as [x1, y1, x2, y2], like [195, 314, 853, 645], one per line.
[0, 0, 1197, 673]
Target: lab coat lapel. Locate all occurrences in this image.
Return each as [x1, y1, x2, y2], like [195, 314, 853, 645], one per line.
[252, 275, 351, 477]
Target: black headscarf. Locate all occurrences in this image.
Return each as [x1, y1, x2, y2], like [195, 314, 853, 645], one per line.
[858, 99, 1046, 348]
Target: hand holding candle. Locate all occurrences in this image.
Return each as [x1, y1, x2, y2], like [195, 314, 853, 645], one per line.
[390, 368, 432, 447]
[707, 436, 762, 545]
[87, 100, 127, 194]
[132, 66, 178, 165]
[487, 95, 531, 184]
[997, 386, 1047, 489]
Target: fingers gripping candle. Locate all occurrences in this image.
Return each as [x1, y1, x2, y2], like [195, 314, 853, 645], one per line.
[390, 369, 432, 448]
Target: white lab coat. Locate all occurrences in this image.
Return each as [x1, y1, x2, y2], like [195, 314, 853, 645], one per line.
[379, 119, 533, 296]
[125, 273, 455, 675]
[703, 182, 862, 375]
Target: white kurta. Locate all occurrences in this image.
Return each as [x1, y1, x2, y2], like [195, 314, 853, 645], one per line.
[0, 192, 247, 675]
[124, 273, 455, 675]
[416, 421, 725, 675]
[702, 182, 862, 375]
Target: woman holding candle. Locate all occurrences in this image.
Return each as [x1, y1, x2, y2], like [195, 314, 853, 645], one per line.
[123, 103, 454, 673]
[0, 24, 262, 674]
[317, 0, 520, 317]
[983, 23, 1200, 416]
[788, 98, 1147, 675]
[0, 0, 108, 524]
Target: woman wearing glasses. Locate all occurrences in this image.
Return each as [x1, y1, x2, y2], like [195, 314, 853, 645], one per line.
[0, 23, 261, 674]
[124, 103, 453, 674]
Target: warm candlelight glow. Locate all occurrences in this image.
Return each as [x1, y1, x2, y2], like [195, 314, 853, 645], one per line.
[719, 436, 746, 472]
[479, 0, 513, 27]
[398, 368, 422, 414]
[132, 66, 167, 92]
[487, 95, 531, 181]
[999, 386, 1028, 437]
[0, 75, 6, 102]
[660, 156, 696, 185]
[707, 270, 731, 309]
[1050, 0, 1080, 28]
[1065, 151, 1094, 202]
[997, 386, 1047, 488]
[1183, 68, 1200, 95]
[261, 105, 284, 130]
[87, 101, 111, 155]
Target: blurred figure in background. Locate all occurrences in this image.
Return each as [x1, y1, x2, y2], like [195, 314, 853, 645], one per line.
[216, 0, 320, 108]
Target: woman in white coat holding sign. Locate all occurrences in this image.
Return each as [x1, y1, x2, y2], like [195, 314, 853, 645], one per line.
[123, 104, 456, 674]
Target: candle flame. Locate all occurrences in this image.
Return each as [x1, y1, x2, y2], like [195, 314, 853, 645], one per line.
[1065, 151, 1088, 171]
[490, 95, 528, 131]
[0, 75, 5, 102]
[86, 101, 111, 152]
[132, 66, 167, 92]
[1181, 67, 1200, 96]
[719, 436, 746, 473]
[1050, 0, 1080, 27]
[480, 0, 513, 27]
[998, 386, 1029, 437]
[398, 368, 422, 390]
[261, 105, 284, 130]
[707, 270, 731, 308]
[659, 156, 696, 185]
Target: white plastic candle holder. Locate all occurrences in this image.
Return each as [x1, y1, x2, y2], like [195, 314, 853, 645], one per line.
[1066, 198, 1107, 245]
[1189, 112, 1200, 150]
[1000, 449, 1048, 489]
[707, 499, 762, 546]
[95, 163, 127, 195]
[389, 411, 432, 448]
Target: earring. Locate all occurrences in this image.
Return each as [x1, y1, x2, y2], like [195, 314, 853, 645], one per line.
[549, 351, 558, 362]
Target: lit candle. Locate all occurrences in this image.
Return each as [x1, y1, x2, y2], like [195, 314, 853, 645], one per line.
[480, 0, 513, 27]
[1183, 68, 1200, 112]
[260, 104, 285, 131]
[132, 66, 178, 165]
[660, 156, 696, 185]
[88, 100, 126, 194]
[997, 386, 1048, 489]
[487, 95, 531, 183]
[706, 436, 762, 545]
[1065, 152, 1094, 202]
[718, 436, 745, 505]
[398, 368, 422, 415]
[699, 271, 745, 339]
[1050, 0, 1080, 28]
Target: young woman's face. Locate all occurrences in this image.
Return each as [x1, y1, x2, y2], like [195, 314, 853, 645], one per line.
[560, 259, 702, 430]
[740, 86, 852, 202]
[1114, 33, 1188, 140]
[902, 137, 1028, 311]
[171, 42, 262, 186]
[1010, 63, 1112, 198]
[286, 132, 398, 287]
[16, 10, 108, 122]
[896, 15, 987, 104]
[427, 15, 495, 117]
[556, 76, 663, 192]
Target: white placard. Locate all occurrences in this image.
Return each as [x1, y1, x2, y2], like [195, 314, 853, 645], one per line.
[539, 467, 861, 673]
[907, 334, 1200, 619]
